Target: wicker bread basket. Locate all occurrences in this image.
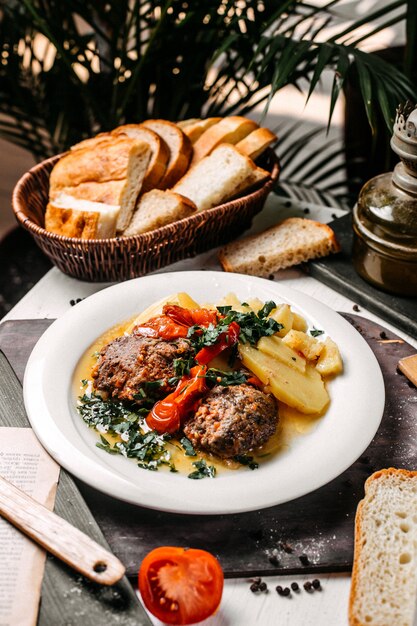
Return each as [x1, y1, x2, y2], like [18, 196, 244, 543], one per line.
[12, 149, 279, 282]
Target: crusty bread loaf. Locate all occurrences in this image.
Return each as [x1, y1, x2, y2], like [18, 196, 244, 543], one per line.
[111, 124, 169, 191]
[235, 127, 277, 160]
[173, 144, 262, 212]
[142, 119, 192, 189]
[70, 132, 112, 152]
[123, 189, 196, 235]
[49, 137, 151, 232]
[45, 193, 120, 239]
[190, 116, 258, 164]
[218, 217, 340, 277]
[349, 469, 417, 626]
[181, 117, 222, 143]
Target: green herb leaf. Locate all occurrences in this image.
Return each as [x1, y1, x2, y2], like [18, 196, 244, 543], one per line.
[233, 454, 259, 470]
[310, 328, 324, 337]
[180, 437, 197, 457]
[188, 459, 216, 479]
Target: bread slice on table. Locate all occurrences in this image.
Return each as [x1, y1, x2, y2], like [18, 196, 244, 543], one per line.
[190, 116, 258, 164]
[218, 217, 340, 277]
[45, 193, 120, 239]
[235, 127, 277, 160]
[181, 117, 222, 143]
[49, 137, 151, 232]
[349, 469, 417, 626]
[111, 124, 169, 191]
[173, 143, 264, 212]
[141, 119, 192, 189]
[123, 190, 196, 235]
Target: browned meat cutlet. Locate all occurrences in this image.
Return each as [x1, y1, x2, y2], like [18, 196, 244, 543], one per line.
[183, 384, 278, 458]
[92, 335, 193, 402]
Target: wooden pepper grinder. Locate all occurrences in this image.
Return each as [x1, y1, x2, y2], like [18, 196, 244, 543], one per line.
[352, 102, 417, 296]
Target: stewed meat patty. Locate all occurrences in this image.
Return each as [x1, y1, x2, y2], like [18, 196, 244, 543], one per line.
[92, 335, 192, 401]
[183, 384, 278, 459]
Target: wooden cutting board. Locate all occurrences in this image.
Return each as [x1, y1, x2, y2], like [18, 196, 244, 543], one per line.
[1, 315, 416, 578]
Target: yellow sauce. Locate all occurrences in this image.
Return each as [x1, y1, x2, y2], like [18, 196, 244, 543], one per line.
[73, 317, 325, 475]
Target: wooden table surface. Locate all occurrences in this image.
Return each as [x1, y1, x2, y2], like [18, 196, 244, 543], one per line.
[2, 196, 416, 626]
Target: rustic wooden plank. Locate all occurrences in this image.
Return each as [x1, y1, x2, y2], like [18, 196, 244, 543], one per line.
[0, 351, 152, 626]
[1, 317, 417, 578]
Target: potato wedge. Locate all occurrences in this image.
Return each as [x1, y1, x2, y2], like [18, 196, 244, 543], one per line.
[316, 338, 343, 376]
[292, 312, 308, 332]
[282, 329, 324, 361]
[269, 304, 294, 337]
[258, 336, 306, 373]
[239, 344, 329, 414]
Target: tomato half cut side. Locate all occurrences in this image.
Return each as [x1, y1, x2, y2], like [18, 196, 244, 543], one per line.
[138, 547, 224, 625]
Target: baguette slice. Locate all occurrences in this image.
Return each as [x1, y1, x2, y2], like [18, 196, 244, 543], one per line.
[173, 144, 260, 212]
[45, 193, 120, 239]
[191, 116, 258, 164]
[123, 190, 196, 235]
[111, 124, 169, 191]
[235, 127, 277, 160]
[219, 217, 340, 277]
[349, 469, 417, 626]
[142, 119, 192, 189]
[181, 117, 222, 143]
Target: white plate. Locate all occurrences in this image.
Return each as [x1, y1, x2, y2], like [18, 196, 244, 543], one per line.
[24, 271, 385, 515]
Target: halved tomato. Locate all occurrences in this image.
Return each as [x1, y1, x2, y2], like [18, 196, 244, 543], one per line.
[138, 547, 224, 625]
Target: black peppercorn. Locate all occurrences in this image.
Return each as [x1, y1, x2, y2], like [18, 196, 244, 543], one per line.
[312, 579, 321, 590]
[250, 583, 260, 593]
[282, 587, 291, 597]
[291, 582, 299, 592]
[353, 304, 360, 312]
[303, 581, 313, 592]
[276, 585, 283, 595]
[259, 582, 268, 592]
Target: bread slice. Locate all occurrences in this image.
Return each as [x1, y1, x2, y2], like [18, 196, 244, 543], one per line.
[173, 143, 261, 212]
[45, 193, 120, 239]
[49, 137, 151, 232]
[141, 119, 192, 189]
[218, 217, 340, 277]
[111, 124, 169, 191]
[177, 118, 201, 129]
[235, 127, 277, 160]
[349, 469, 417, 626]
[190, 116, 258, 164]
[181, 117, 222, 143]
[123, 189, 196, 236]
[52, 180, 125, 205]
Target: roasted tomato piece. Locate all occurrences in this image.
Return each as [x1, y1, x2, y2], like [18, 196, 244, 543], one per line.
[138, 547, 224, 625]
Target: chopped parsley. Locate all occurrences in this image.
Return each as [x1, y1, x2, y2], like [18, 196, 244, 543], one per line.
[187, 302, 283, 351]
[188, 459, 216, 479]
[310, 328, 324, 337]
[204, 368, 248, 386]
[180, 436, 197, 457]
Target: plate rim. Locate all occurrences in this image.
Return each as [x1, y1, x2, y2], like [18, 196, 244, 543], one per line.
[23, 270, 385, 515]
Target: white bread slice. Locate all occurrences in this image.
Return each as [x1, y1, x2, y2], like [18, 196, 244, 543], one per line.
[49, 137, 151, 232]
[45, 193, 120, 239]
[123, 189, 196, 235]
[53, 180, 126, 205]
[218, 217, 340, 277]
[173, 144, 261, 212]
[141, 119, 192, 189]
[190, 116, 258, 164]
[181, 117, 222, 143]
[111, 124, 169, 191]
[235, 127, 277, 160]
[349, 469, 417, 626]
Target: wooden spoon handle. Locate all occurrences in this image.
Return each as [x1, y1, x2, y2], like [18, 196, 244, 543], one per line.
[0, 474, 125, 585]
